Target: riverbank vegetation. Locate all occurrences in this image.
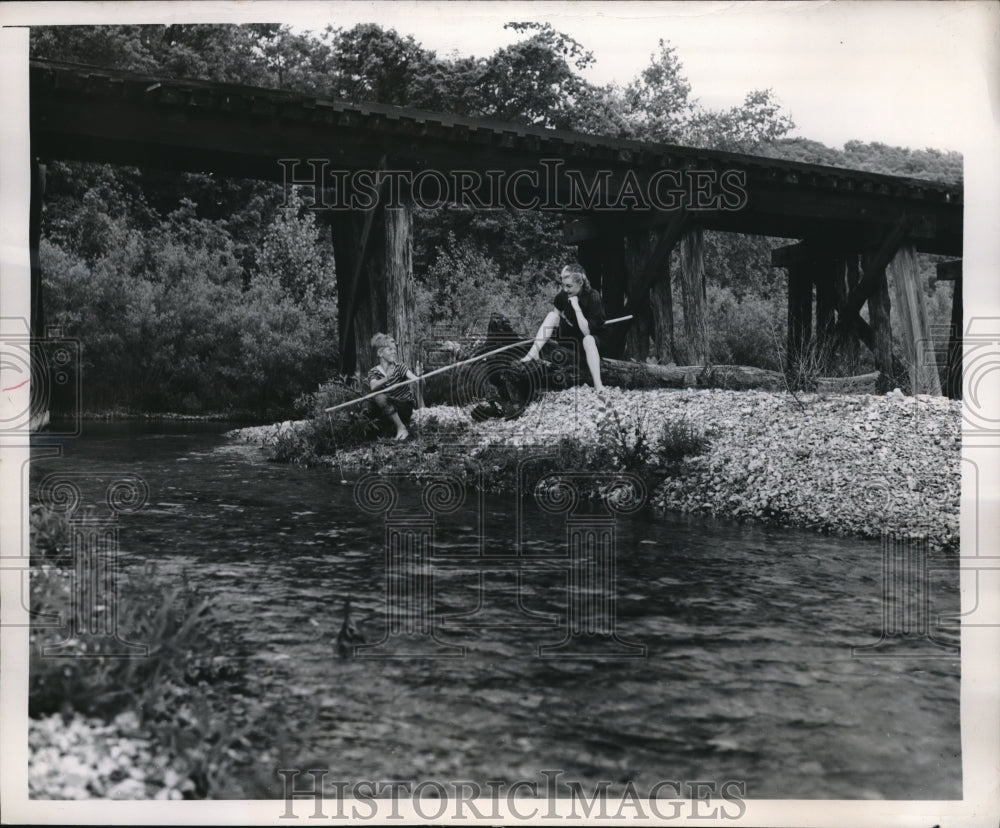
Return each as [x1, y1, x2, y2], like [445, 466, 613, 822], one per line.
[28, 507, 302, 798]
[238, 386, 960, 552]
[32, 24, 960, 418]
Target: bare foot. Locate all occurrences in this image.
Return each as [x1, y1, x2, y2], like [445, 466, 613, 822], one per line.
[395, 429, 410, 441]
[520, 353, 538, 363]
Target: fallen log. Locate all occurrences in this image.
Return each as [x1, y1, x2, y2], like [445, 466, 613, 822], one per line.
[600, 359, 880, 393]
[420, 315, 881, 415]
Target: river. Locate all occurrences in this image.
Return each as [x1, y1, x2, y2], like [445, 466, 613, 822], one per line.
[31, 421, 961, 800]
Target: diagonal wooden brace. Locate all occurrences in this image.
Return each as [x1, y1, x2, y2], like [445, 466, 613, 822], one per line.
[842, 214, 912, 322]
[339, 154, 389, 359]
[624, 209, 689, 312]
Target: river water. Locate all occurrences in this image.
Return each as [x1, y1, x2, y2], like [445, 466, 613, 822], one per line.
[31, 422, 961, 800]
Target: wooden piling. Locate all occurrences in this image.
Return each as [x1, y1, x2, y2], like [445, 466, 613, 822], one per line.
[888, 244, 940, 395]
[863, 251, 895, 393]
[678, 227, 708, 365]
[786, 263, 813, 367]
[624, 231, 654, 361]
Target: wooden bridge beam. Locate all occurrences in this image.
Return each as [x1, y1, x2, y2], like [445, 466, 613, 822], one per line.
[678, 226, 709, 366]
[889, 244, 941, 396]
[862, 248, 895, 393]
[945, 264, 962, 399]
[332, 183, 416, 377]
[621, 211, 687, 362]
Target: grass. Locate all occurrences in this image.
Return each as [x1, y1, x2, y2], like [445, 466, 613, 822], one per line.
[28, 505, 293, 798]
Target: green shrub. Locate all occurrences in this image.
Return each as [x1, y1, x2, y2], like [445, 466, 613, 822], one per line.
[30, 505, 70, 560]
[29, 564, 245, 719]
[29, 557, 265, 798]
[655, 418, 710, 465]
[596, 407, 653, 470]
[707, 283, 785, 371]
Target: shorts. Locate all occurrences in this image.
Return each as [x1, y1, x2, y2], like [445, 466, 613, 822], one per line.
[556, 325, 602, 352]
[371, 395, 414, 425]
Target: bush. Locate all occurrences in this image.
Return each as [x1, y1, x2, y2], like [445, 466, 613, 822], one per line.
[595, 406, 653, 470]
[29, 562, 245, 719]
[707, 283, 785, 371]
[415, 232, 554, 338]
[30, 505, 70, 560]
[655, 418, 710, 465]
[28, 553, 266, 798]
[41, 191, 339, 417]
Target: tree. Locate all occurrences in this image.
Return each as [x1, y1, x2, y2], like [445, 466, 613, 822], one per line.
[473, 23, 596, 128]
[684, 89, 795, 152]
[619, 41, 694, 143]
[257, 188, 336, 304]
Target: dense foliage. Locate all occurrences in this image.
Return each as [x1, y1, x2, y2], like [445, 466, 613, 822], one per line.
[31, 23, 960, 415]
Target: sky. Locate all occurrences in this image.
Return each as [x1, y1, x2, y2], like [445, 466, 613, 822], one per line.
[2, 1, 996, 153]
[283, 1, 993, 153]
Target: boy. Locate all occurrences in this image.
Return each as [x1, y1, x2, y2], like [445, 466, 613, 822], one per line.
[367, 333, 423, 440]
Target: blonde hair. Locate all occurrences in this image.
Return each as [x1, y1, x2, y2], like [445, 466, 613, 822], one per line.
[562, 264, 589, 290]
[370, 333, 394, 351]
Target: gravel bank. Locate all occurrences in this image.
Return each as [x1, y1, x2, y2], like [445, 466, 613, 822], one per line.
[233, 388, 961, 551]
[30, 712, 190, 799]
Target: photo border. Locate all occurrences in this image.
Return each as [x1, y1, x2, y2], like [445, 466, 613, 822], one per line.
[2, 2, 997, 825]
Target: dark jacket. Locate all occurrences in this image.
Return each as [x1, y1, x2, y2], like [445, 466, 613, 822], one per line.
[554, 287, 606, 340]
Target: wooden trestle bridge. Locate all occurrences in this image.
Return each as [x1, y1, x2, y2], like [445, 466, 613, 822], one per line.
[30, 59, 963, 396]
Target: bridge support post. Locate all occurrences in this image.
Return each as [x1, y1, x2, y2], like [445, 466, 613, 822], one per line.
[889, 244, 941, 396]
[624, 231, 654, 361]
[786, 263, 814, 374]
[678, 226, 708, 365]
[651, 270, 676, 364]
[577, 238, 603, 293]
[936, 260, 963, 399]
[601, 236, 628, 358]
[863, 250, 895, 393]
[332, 193, 416, 376]
[815, 256, 840, 354]
[384, 202, 417, 371]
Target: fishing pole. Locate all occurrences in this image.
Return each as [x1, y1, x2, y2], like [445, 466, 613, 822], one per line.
[324, 315, 634, 414]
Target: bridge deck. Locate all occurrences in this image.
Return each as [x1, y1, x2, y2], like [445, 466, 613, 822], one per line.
[30, 60, 961, 256]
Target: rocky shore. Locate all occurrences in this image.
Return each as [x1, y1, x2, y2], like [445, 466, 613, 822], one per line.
[234, 387, 961, 551]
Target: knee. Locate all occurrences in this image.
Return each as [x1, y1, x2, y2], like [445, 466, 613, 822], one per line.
[373, 393, 392, 413]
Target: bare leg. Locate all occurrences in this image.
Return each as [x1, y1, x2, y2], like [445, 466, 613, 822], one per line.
[582, 334, 605, 392]
[374, 394, 409, 439]
[521, 310, 561, 362]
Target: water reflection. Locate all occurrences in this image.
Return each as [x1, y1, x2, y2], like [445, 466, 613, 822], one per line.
[30, 422, 961, 799]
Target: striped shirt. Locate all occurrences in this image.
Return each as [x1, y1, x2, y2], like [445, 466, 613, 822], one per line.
[367, 362, 414, 404]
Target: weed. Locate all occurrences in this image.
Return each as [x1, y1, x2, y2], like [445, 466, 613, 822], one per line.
[655, 418, 710, 465]
[27, 547, 275, 798]
[30, 504, 70, 560]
